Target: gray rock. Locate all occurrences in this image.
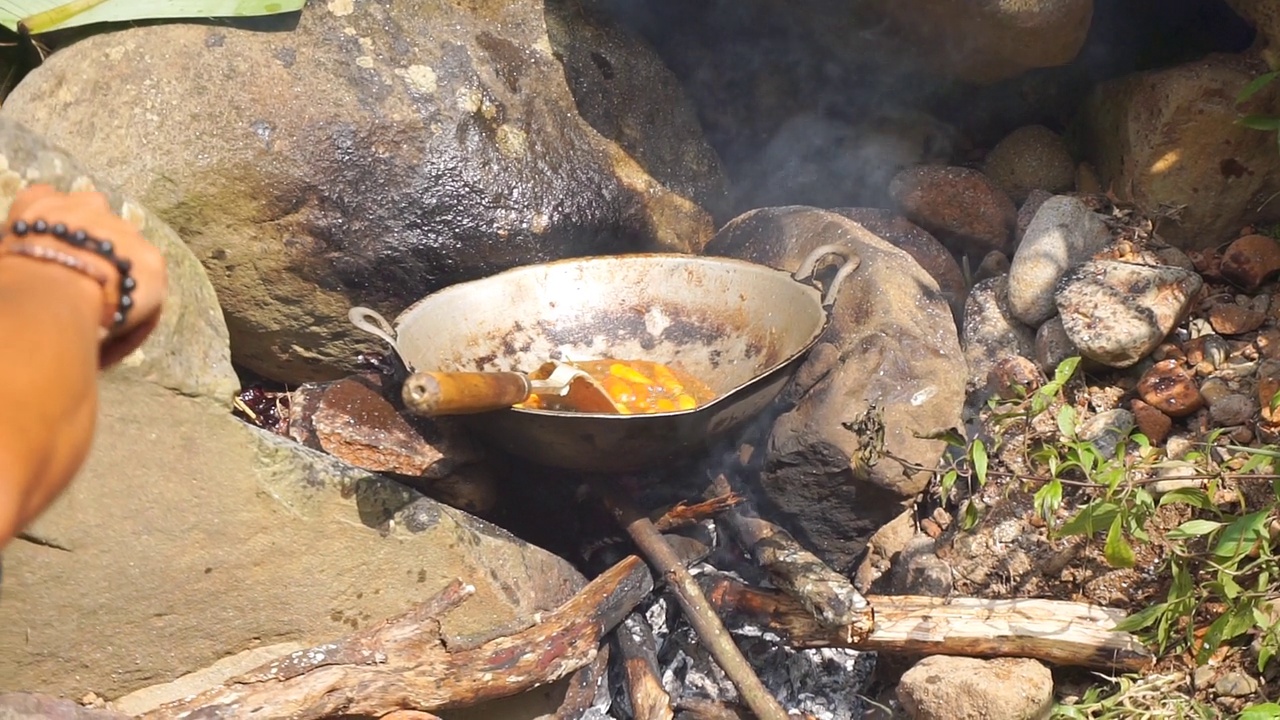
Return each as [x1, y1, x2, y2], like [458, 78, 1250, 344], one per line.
[983, 125, 1076, 204]
[1056, 261, 1203, 368]
[962, 276, 1037, 389]
[1034, 316, 1078, 372]
[1016, 189, 1054, 245]
[897, 656, 1054, 720]
[1150, 463, 1204, 496]
[0, 119, 235, 402]
[1, 0, 721, 383]
[886, 536, 954, 597]
[1008, 195, 1111, 327]
[1077, 409, 1135, 460]
[0, 126, 583, 704]
[705, 208, 966, 576]
[1215, 671, 1260, 697]
[1209, 392, 1256, 426]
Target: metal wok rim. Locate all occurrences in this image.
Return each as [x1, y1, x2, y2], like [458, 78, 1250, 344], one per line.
[390, 252, 832, 420]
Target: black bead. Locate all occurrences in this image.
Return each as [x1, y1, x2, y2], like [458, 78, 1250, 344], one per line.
[97, 240, 114, 255]
[68, 230, 88, 246]
[119, 294, 134, 310]
[115, 257, 131, 273]
[32, 219, 47, 234]
[11, 220, 28, 236]
[121, 276, 137, 292]
[51, 223, 68, 238]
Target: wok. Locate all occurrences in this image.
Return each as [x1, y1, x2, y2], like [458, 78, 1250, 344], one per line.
[350, 244, 859, 473]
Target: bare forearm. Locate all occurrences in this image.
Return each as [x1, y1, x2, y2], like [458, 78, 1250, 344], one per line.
[0, 259, 101, 548]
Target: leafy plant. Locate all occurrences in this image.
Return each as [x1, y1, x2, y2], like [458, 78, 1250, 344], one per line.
[1238, 71, 1280, 154]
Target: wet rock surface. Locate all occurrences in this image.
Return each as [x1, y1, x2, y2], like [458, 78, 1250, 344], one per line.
[706, 207, 966, 575]
[0, 0, 721, 383]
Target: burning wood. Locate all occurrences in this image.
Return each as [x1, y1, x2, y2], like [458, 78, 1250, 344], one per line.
[702, 576, 1154, 672]
[138, 555, 653, 719]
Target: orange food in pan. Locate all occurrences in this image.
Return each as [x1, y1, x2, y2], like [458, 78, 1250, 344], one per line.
[518, 359, 716, 414]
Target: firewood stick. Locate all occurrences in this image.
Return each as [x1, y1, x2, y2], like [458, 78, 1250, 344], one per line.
[615, 612, 674, 720]
[710, 474, 871, 630]
[701, 576, 1154, 672]
[141, 555, 653, 719]
[600, 488, 791, 720]
[554, 644, 611, 720]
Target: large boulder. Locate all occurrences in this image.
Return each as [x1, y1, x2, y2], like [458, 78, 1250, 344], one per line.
[794, 0, 1094, 85]
[1, 0, 722, 383]
[1227, 0, 1280, 68]
[0, 122, 585, 703]
[705, 207, 966, 575]
[1076, 53, 1280, 251]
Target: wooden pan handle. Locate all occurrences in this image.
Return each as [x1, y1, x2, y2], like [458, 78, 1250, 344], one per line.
[401, 371, 533, 416]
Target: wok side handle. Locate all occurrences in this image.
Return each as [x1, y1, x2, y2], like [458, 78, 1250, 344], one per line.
[348, 306, 415, 372]
[402, 371, 533, 416]
[793, 243, 861, 307]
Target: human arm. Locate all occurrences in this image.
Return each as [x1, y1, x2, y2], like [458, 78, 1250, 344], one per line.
[0, 185, 167, 549]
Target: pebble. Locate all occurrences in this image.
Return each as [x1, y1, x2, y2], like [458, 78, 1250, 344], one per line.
[1015, 189, 1053, 245]
[1257, 359, 1280, 423]
[1149, 462, 1203, 496]
[1208, 296, 1267, 335]
[987, 355, 1043, 399]
[890, 165, 1018, 257]
[1077, 409, 1135, 460]
[1155, 246, 1196, 272]
[974, 250, 1011, 282]
[1219, 234, 1280, 291]
[1255, 328, 1280, 359]
[1055, 260, 1203, 368]
[1209, 393, 1255, 426]
[1166, 433, 1196, 459]
[1034, 316, 1077, 372]
[1007, 196, 1112, 327]
[1198, 377, 1233, 406]
[1137, 359, 1204, 417]
[1131, 398, 1173, 446]
[1214, 671, 1260, 698]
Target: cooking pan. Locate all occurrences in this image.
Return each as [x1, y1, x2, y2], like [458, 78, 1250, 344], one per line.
[349, 244, 859, 473]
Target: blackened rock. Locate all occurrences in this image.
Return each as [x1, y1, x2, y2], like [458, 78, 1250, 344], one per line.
[705, 207, 966, 576]
[1, 0, 722, 382]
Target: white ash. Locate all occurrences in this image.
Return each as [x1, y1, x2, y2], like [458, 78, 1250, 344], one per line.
[608, 593, 875, 719]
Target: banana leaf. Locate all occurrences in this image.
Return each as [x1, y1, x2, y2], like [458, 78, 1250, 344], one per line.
[0, 0, 303, 35]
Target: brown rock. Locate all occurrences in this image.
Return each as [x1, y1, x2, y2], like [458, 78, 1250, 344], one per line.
[974, 250, 1011, 282]
[1256, 328, 1280, 359]
[1077, 54, 1280, 251]
[1137, 359, 1205, 417]
[1208, 297, 1268, 335]
[832, 207, 967, 319]
[987, 355, 1043, 399]
[1131, 398, 1174, 445]
[1220, 234, 1280, 291]
[983, 125, 1076, 204]
[289, 375, 481, 478]
[897, 656, 1054, 720]
[890, 165, 1017, 257]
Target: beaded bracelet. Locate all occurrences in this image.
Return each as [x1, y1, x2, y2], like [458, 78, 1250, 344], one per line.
[8, 218, 136, 328]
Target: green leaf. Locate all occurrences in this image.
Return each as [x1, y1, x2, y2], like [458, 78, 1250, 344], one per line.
[1213, 510, 1270, 560]
[971, 439, 988, 485]
[1239, 702, 1280, 720]
[0, 0, 303, 33]
[1240, 115, 1280, 131]
[1104, 514, 1136, 568]
[960, 500, 981, 530]
[1053, 356, 1081, 385]
[1061, 501, 1120, 537]
[1157, 487, 1213, 509]
[920, 427, 967, 447]
[1033, 478, 1063, 523]
[1114, 601, 1168, 632]
[1167, 518, 1225, 539]
[1238, 71, 1280, 103]
[940, 468, 958, 497]
[1057, 405, 1076, 438]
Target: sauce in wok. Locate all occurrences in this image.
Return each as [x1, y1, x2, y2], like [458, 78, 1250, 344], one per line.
[517, 359, 717, 415]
